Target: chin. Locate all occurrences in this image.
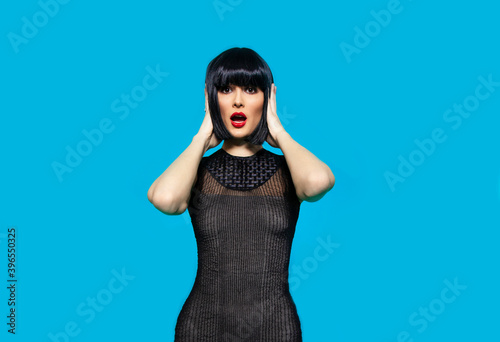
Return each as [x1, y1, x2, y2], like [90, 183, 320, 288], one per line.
[228, 133, 249, 140]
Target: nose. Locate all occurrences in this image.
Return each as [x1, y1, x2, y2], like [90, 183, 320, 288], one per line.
[233, 87, 244, 108]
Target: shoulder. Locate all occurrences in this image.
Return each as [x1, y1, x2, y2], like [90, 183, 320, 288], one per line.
[269, 151, 304, 204]
[265, 151, 303, 204]
[264, 150, 286, 168]
[262, 148, 284, 162]
[192, 153, 215, 189]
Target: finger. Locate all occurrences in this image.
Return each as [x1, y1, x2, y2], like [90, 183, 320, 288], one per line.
[268, 84, 274, 112]
[271, 84, 277, 113]
[267, 91, 272, 115]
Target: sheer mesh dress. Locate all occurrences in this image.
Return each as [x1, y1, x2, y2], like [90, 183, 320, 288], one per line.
[174, 147, 302, 341]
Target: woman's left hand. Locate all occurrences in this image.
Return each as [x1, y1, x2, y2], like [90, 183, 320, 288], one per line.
[266, 83, 287, 148]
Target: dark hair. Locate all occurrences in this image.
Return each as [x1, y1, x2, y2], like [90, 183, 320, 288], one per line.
[205, 47, 274, 145]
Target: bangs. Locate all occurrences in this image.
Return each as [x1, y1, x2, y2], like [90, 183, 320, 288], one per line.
[214, 66, 268, 91]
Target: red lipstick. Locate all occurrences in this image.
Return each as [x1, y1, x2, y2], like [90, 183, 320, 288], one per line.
[230, 112, 247, 128]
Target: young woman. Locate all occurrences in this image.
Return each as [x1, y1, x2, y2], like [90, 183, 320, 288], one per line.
[148, 47, 335, 341]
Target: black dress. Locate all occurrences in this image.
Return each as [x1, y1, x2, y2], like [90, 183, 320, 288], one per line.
[174, 147, 302, 341]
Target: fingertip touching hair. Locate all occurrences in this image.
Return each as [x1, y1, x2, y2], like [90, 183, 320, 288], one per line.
[205, 47, 274, 145]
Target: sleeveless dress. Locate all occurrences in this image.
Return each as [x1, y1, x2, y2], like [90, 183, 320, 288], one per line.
[174, 147, 302, 341]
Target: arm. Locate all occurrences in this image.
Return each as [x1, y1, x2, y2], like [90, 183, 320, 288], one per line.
[276, 131, 335, 202]
[147, 87, 221, 215]
[147, 134, 207, 215]
[266, 84, 335, 202]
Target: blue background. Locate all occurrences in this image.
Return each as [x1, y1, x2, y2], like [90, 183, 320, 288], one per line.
[1, 0, 499, 341]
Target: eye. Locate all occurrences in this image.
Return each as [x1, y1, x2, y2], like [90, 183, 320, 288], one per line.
[220, 86, 231, 94]
[219, 85, 258, 94]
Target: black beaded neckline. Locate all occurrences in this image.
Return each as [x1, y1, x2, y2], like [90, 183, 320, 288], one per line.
[219, 148, 266, 159]
[202, 148, 284, 191]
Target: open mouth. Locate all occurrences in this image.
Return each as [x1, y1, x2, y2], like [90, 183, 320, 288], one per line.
[230, 113, 247, 122]
[230, 112, 247, 127]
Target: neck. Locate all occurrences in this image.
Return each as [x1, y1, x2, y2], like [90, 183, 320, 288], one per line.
[221, 139, 263, 157]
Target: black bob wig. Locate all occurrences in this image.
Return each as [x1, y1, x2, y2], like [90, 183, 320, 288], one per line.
[205, 47, 274, 145]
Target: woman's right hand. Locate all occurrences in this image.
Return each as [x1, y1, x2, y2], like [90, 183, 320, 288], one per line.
[197, 85, 222, 151]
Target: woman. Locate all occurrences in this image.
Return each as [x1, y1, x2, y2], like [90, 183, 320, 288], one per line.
[148, 47, 335, 341]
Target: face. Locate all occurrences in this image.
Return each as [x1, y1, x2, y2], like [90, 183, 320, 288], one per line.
[217, 83, 264, 140]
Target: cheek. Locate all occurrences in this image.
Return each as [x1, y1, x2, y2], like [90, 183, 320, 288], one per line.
[217, 96, 230, 111]
[250, 97, 265, 113]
